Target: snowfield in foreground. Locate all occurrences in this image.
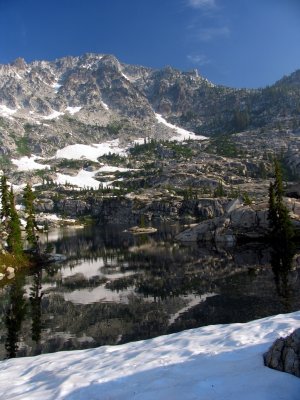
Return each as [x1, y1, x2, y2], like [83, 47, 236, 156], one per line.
[0, 312, 299, 400]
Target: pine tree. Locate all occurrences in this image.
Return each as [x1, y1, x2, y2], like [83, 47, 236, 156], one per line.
[268, 159, 294, 244]
[23, 183, 38, 250]
[268, 182, 277, 231]
[0, 175, 10, 220]
[7, 187, 23, 255]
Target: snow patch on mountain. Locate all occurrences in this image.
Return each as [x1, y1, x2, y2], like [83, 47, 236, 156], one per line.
[11, 156, 50, 171]
[55, 140, 127, 162]
[80, 55, 104, 70]
[98, 165, 131, 173]
[51, 82, 62, 93]
[42, 110, 65, 120]
[155, 113, 207, 141]
[101, 101, 109, 110]
[121, 72, 132, 82]
[0, 105, 18, 119]
[66, 106, 82, 115]
[55, 169, 105, 190]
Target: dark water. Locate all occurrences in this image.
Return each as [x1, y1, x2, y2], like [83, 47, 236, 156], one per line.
[0, 223, 299, 359]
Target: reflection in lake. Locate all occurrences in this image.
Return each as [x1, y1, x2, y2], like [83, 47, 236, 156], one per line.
[4, 275, 26, 358]
[0, 224, 299, 359]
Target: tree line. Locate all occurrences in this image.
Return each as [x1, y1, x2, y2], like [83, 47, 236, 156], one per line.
[0, 176, 38, 257]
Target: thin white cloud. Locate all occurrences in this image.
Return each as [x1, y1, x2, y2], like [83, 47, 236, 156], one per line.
[187, 54, 211, 66]
[187, 0, 216, 9]
[195, 26, 230, 41]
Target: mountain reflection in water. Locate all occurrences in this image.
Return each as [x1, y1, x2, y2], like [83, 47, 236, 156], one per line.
[0, 224, 299, 359]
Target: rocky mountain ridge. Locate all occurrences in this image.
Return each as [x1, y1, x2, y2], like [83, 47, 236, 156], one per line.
[0, 53, 300, 159]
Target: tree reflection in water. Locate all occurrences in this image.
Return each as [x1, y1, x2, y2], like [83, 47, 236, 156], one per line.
[30, 268, 43, 344]
[270, 241, 296, 311]
[5, 274, 27, 358]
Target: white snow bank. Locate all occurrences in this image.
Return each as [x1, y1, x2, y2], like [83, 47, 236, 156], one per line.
[55, 169, 104, 190]
[51, 82, 62, 93]
[121, 71, 132, 81]
[11, 155, 50, 171]
[101, 100, 109, 110]
[42, 110, 64, 120]
[55, 140, 127, 162]
[0, 312, 299, 400]
[98, 165, 131, 172]
[54, 165, 132, 189]
[66, 106, 82, 115]
[0, 104, 18, 119]
[155, 113, 207, 141]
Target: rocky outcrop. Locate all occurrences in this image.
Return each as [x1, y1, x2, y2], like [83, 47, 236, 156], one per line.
[264, 329, 300, 378]
[175, 216, 235, 244]
[35, 198, 55, 212]
[33, 193, 231, 224]
[0, 54, 300, 158]
[286, 183, 300, 199]
[176, 199, 300, 243]
[180, 198, 226, 219]
[57, 199, 92, 216]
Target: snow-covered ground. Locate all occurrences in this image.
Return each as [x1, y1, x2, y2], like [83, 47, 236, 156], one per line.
[55, 169, 106, 189]
[51, 82, 62, 93]
[155, 113, 207, 141]
[101, 100, 110, 110]
[66, 106, 82, 115]
[0, 104, 18, 119]
[55, 140, 127, 162]
[0, 312, 299, 400]
[11, 156, 50, 171]
[42, 110, 65, 120]
[54, 165, 132, 189]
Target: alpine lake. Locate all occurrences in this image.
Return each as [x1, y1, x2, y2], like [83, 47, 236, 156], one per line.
[1, 222, 299, 360]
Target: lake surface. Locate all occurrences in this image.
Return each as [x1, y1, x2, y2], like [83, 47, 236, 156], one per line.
[0, 223, 299, 359]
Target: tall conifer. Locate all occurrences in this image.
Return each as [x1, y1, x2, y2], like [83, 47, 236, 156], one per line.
[0, 175, 10, 220]
[23, 183, 38, 250]
[268, 159, 294, 243]
[7, 187, 23, 255]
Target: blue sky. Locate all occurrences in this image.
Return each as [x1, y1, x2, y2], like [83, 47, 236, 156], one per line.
[0, 0, 299, 88]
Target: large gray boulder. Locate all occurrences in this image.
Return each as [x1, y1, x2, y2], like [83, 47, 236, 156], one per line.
[175, 216, 235, 244]
[264, 329, 300, 378]
[176, 201, 266, 243]
[176, 199, 300, 243]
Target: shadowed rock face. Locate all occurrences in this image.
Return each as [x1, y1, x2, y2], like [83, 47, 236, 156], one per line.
[264, 328, 300, 378]
[175, 200, 300, 244]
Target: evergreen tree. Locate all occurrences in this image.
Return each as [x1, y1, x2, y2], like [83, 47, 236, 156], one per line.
[23, 183, 38, 250]
[7, 187, 23, 255]
[0, 175, 10, 220]
[268, 182, 277, 231]
[214, 180, 225, 197]
[268, 159, 294, 244]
